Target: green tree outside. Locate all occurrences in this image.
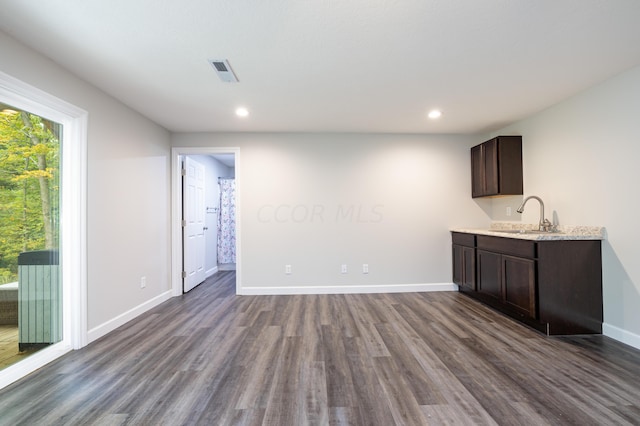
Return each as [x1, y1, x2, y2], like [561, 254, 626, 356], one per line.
[0, 104, 60, 284]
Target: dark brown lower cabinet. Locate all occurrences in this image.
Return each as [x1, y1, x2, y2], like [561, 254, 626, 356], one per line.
[477, 250, 536, 319]
[452, 232, 476, 291]
[502, 255, 536, 318]
[452, 245, 463, 284]
[476, 249, 502, 301]
[452, 232, 602, 335]
[537, 240, 603, 335]
[461, 246, 475, 290]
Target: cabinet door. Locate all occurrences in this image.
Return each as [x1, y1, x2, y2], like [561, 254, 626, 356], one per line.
[452, 244, 463, 285]
[471, 144, 484, 197]
[462, 246, 476, 290]
[502, 255, 536, 318]
[477, 249, 502, 300]
[483, 138, 499, 195]
[453, 244, 476, 290]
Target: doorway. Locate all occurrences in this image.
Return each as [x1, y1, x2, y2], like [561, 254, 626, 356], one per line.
[216, 175, 237, 271]
[171, 147, 240, 296]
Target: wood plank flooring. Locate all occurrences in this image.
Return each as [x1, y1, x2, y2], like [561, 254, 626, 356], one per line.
[0, 271, 639, 425]
[0, 326, 39, 370]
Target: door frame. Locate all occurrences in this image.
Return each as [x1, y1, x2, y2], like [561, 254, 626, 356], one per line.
[171, 147, 241, 296]
[0, 71, 88, 390]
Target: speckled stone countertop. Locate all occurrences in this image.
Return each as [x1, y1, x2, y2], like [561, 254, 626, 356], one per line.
[451, 222, 605, 241]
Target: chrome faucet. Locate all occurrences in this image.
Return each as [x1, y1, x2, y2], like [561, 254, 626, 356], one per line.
[517, 195, 553, 232]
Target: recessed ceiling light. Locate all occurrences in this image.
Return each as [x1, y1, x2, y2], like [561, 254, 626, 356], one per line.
[235, 107, 249, 117]
[428, 109, 442, 119]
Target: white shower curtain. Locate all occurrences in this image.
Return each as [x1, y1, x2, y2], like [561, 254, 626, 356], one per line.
[217, 178, 236, 264]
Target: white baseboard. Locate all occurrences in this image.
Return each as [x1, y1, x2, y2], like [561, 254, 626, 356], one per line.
[206, 266, 219, 278]
[239, 282, 458, 295]
[87, 290, 173, 343]
[603, 323, 640, 350]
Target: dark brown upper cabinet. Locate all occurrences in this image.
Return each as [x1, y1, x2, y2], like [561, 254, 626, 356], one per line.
[471, 136, 523, 198]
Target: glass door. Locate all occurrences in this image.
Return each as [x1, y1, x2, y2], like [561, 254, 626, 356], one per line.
[0, 102, 61, 369]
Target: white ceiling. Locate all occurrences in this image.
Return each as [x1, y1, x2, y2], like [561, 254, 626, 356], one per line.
[2, 0, 640, 134]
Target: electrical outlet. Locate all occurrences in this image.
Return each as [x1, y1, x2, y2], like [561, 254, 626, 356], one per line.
[506, 206, 512, 216]
[140, 276, 146, 289]
[363, 264, 369, 274]
[341, 264, 347, 274]
[285, 265, 292, 275]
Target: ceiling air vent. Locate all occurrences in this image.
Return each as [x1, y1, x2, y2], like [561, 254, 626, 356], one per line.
[208, 59, 239, 83]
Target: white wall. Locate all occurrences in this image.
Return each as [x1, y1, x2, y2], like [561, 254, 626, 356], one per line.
[488, 65, 640, 348]
[188, 155, 234, 274]
[0, 31, 172, 336]
[172, 133, 486, 293]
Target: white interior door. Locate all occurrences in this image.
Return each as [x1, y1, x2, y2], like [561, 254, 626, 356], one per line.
[183, 156, 206, 292]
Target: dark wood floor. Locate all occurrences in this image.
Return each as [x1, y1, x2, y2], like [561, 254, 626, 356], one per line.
[0, 271, 639, 425]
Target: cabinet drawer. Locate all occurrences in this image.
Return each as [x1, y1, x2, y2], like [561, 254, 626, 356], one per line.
[452, 232, 476, 247]
[477, 235, 536, 258]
